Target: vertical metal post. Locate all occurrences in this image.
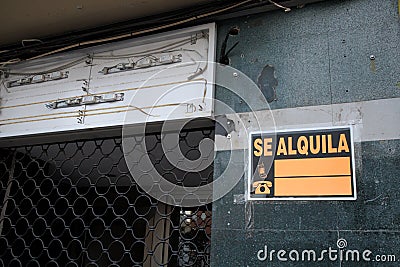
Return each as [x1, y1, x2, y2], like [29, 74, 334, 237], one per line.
[144, 203, 171, 267]
[0, 151, 16, 236]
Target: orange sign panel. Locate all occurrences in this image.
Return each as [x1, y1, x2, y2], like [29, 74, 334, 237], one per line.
[249, 127, 356, 200]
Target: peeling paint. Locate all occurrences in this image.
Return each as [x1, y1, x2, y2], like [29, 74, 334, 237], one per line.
[215, 115, 236, 136]
[257, 65, 278, 103]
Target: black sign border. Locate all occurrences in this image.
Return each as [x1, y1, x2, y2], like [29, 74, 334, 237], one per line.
[247, 126, 357, 201]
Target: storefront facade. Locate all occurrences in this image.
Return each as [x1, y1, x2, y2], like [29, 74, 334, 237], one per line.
[0, 0, 399, 266]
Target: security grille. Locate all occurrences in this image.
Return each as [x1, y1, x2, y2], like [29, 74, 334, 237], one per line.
[0, 127, 213, 266]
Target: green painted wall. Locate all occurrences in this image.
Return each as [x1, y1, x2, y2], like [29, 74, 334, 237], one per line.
[211, 0, 400, 266]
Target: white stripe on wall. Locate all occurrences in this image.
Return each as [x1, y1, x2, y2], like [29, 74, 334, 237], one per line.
[215, 97, 400, 151]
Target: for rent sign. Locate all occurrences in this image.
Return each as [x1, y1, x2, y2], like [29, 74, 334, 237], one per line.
[248, 127, 356, 200]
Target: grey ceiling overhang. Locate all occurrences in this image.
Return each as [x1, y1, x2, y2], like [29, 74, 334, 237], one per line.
[0, 0, 324, 62]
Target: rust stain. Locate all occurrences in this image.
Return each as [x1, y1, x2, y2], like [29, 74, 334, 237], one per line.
[370, 59, 376, 72]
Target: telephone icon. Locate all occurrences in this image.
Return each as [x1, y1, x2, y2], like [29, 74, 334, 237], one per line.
[253, 181, 273, 195]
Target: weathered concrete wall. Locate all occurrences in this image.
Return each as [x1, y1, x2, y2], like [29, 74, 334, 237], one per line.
[211, 0, 400, 266]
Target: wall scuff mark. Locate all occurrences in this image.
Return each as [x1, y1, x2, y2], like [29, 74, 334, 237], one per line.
[257, 65, 278, 103]
[215, 114, 236, 136]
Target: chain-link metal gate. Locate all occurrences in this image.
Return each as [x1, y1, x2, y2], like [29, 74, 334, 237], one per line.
[0, 127, 213, 266]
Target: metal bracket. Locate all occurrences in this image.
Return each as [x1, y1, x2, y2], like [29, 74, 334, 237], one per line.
[190, 34, 198, 45]
[77, 109, 86, 124]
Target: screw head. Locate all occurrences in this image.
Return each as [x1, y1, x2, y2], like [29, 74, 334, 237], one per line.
[233, 72, 238, 77]
[370, 55, 375, 60]
[226, 134, 231, 139]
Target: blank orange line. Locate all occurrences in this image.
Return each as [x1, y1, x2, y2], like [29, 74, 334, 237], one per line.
[274, 157, 351, 177]
[274, 176, 353, 196]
